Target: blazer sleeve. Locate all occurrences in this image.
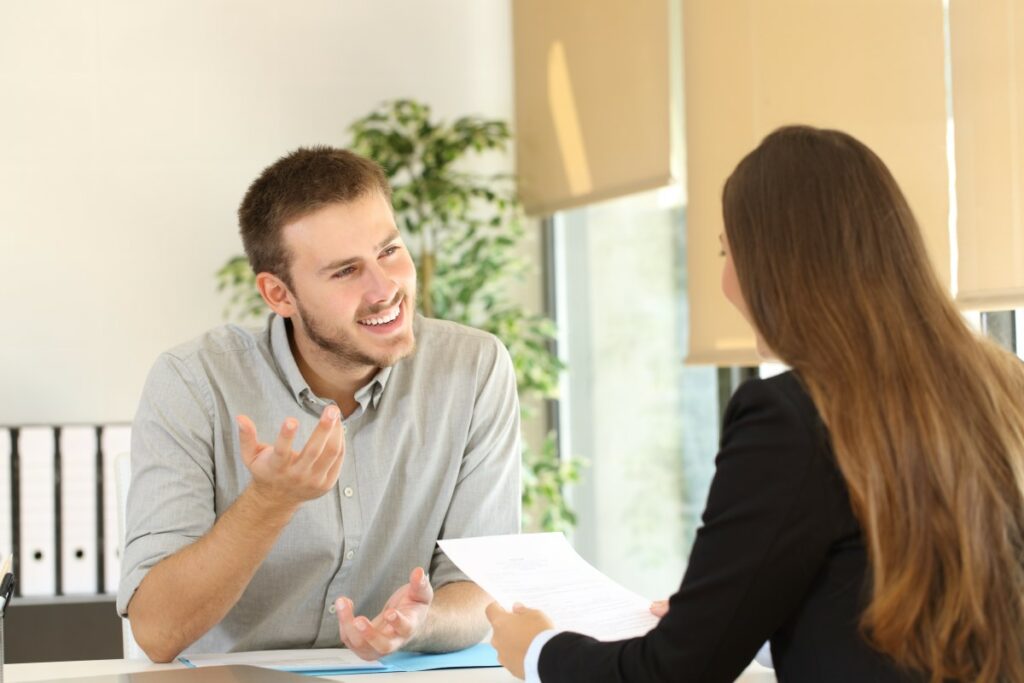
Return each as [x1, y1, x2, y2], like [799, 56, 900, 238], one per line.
[539, 376, 837, 683]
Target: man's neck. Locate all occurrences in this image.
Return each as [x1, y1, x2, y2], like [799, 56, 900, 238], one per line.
[288, 326, 377, 418]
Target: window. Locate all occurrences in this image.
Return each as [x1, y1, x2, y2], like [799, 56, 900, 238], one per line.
[549, 189, 717, 597]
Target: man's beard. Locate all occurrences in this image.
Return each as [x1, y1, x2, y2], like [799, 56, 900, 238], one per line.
[296, 290, 416, 370]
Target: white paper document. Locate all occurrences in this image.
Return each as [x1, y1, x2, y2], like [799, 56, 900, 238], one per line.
[439, 532, 659, 641]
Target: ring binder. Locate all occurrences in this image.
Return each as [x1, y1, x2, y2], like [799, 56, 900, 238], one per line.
[0, 554, 15, 683]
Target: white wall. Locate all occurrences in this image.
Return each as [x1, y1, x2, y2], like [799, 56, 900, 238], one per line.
[0, 0, 515, 424]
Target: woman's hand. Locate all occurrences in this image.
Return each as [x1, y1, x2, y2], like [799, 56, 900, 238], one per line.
[650, 599, 669, 618]
[485, 602, 554, 679]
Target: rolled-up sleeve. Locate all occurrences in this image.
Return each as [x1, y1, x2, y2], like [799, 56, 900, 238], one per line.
[430, 336, 521, 588]
[116, 352, 217, 616]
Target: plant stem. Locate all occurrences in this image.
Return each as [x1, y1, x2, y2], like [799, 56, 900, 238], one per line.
[420, 249, 435, 318]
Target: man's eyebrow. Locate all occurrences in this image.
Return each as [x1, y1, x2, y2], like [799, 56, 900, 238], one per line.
[375, 230, 402, 250]
[317, 231, 403, 275]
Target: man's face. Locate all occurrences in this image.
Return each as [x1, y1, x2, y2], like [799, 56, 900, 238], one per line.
[282, 193, 417, 370]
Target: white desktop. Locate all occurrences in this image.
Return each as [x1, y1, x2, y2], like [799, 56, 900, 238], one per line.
[3, 657, 776, 683]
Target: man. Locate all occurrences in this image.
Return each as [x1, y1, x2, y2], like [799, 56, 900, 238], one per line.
[117, 147, 521, 662]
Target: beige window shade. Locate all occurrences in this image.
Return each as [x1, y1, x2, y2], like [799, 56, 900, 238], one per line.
[512, 0, 673, 216]
[950, 0, 1024, 310]
[683, 0, 949, 365]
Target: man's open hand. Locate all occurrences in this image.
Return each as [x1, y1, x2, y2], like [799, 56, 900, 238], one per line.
[335, 567, 434, 660]
[236, 405, 345, 508]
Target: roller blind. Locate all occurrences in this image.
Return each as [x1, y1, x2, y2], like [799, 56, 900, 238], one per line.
[683, 0, 949, 365]
[512, 0, 673, 216]
[950, 0, 1024, 310]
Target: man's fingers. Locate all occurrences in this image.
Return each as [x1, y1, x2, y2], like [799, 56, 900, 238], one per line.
[485, 601, 509, 624]
[236, 415, 260, 464]
[313, 413, 345, 480]
[381, 609, 414, 639]
[358, 618, 399, 655]
[336, 598, 363, 646]
[336, 598, 402, 660]
[336, 599, 379, 660]
[300, 405, 340, 466]
[407, 567, 433, 604]
[272, 417, 300, 460]
[320, 430, 345, 489]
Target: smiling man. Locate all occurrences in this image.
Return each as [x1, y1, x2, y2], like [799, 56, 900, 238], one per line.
[118, 147, 521, 662]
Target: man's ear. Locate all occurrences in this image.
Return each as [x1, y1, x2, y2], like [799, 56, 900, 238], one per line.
[256, 272, 297, 318]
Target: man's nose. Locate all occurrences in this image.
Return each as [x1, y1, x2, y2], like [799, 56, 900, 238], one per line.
[364, 261, 399, 305]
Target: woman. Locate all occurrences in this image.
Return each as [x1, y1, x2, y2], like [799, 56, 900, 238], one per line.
[487, 126, 1024, 682]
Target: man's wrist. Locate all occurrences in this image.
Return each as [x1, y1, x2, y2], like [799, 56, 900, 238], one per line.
[401, 582, 488, 653]
[243, 483, 302, 520]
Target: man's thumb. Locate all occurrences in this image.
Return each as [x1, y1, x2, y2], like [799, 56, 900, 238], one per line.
[409, 567, 432, 602]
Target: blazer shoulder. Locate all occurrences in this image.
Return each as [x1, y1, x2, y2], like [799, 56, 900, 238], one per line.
[727, 371, 827, 447]
[734, 368, 812, 409]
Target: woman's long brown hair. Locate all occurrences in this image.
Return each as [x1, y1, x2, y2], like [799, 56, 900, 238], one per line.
[723, 126, 1024, 682]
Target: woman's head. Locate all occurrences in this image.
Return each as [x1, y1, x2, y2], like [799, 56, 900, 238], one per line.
[718, 126, 1024, 682]
[720, 126, 948, 373]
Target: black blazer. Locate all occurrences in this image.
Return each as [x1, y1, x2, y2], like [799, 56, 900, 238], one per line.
[539, 372, 926, 682]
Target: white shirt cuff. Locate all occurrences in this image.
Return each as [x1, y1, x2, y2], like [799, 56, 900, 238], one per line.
[524, 629, 561, 683]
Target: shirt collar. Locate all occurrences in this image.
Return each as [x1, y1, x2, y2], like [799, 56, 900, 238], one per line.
[269, 313, 397, 413]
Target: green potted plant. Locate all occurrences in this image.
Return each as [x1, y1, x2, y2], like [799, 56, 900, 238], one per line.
[217, 99, 581, 531]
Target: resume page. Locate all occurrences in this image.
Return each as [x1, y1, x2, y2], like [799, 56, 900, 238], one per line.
[439, 532, 659, 641]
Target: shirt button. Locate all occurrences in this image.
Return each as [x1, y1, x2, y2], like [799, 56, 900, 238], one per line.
[343, 486, 354, 498]
[346, 549, 355, 560]
[328, 604, 336, 614]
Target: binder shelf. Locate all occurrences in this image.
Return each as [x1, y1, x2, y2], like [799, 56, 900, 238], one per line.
[0, 425, 130, 600]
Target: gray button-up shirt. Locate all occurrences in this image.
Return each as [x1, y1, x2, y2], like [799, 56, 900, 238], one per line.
[117, 314, 520, 654]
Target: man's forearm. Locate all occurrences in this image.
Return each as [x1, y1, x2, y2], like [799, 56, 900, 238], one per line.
[406, 581, 491, 653]
[127, 486, 298, 662]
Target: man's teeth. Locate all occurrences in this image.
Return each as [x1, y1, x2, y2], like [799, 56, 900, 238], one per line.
[360, 307, 400, 326]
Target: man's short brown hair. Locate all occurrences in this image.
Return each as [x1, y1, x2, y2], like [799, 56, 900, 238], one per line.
[238, 146, 392, 285]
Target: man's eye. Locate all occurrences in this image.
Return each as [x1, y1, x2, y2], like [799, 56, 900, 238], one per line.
[382, 245, 400, 257]
[333, 267, 355, 278]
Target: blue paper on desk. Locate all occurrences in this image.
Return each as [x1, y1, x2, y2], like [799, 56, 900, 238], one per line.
[180, 643, 500, 675]
[381, 643, 500, 672]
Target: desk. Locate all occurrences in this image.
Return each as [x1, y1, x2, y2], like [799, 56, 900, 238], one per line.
[4, 658, 777, 682]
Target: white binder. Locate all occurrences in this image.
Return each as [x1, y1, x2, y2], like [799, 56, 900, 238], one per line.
[18, 426, 56, 596]
[60, 426, 99, 594]
[0, 429, 12, 561]
[101, 425, 131, 595]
